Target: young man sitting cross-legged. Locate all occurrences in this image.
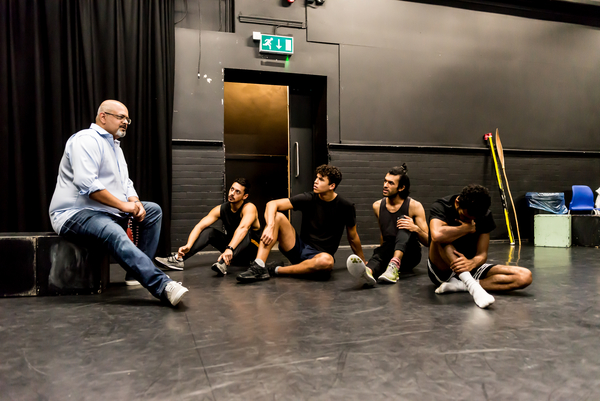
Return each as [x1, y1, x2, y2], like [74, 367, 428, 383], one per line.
[346, 164, 429, 286]
[428, 184, 532, 308]
[236, 165, 366, 283]
[155, 178, 261, 275]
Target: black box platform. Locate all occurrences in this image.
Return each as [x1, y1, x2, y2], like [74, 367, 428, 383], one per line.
[572, 215, 600, 247]
[0, 233, 109, 297]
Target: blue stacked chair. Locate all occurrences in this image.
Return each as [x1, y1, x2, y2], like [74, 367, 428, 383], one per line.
[569, 185, 595, 214]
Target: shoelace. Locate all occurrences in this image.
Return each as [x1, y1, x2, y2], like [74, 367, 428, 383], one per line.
[167, 281, 183, 290]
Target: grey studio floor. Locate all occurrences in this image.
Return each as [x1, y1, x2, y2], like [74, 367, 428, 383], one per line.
[1, 243, 600, 401]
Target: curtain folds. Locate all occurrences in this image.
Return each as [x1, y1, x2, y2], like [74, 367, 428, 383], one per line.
[0, 0, 174, 254]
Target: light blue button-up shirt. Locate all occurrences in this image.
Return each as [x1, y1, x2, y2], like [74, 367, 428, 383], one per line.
[49, 123, 138, 234]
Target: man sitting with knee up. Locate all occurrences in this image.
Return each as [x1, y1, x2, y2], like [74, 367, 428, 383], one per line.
[428, 184, 532, 308]
[155, 178, 261, 275]
[49, 100, 188, 306]
[346, 164, 428, 286]
[237, 165, 366, 283]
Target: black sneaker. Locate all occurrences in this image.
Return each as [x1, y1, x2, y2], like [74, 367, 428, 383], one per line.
[266, 260, 284, 276]
[236, 261, 270, 283]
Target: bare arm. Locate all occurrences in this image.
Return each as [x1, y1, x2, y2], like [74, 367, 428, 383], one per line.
[220, 203, 258, 265]
[90, 189, 139, 215]
[347, 225, 366, 263]
[429, 218, 476, 244]
[265, 199, 293, 226]
[261, 198, 294, 246]
[178, 205, 220, 258]
[397, 200, 429, 246]
[450, 233, 490, 273]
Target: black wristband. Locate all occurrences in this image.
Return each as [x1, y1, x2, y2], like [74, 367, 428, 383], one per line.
[226, 245, 234, 251]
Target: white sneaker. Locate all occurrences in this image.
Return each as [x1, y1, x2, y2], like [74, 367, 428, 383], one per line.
[163, 281, 189, 306]
[125, 275, 140, 286]
[378, 263, 399, 284]
[346, 255, 376, 287]
[211, 260, 227, 275]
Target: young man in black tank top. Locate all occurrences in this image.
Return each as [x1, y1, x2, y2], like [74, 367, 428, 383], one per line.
[346, 165, 429, 286]
[429, 184, 532, 308]
[155, 178, 261, 275]
[237, 165, 366, 283]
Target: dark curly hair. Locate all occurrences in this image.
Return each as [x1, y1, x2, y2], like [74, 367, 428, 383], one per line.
[388, 163, 410, 198]
[458, 184, 492, 218]
[457, 184, 491, 218]
[315, 164, 342, 189]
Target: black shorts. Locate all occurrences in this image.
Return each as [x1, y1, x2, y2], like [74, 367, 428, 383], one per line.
[427, 258, 495, 286]
[280, 233, 325, 265]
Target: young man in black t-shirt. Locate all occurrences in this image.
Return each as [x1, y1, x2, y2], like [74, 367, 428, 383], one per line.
[237, 165, 366, 282]
[155, 178, 261, 275]
[429, 184, 532, 308]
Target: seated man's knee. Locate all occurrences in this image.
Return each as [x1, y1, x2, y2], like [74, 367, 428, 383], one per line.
[273, 212, 288, 224]
[203, 226, 220, 240]
[144, 201, 162, 217]
[516, 267, 532, 289]
[313, 253, 334, 272]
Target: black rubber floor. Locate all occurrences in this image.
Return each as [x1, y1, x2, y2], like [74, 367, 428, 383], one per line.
[1, 243, 598, 400]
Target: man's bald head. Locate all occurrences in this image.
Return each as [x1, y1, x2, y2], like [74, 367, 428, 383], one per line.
[96, 100, 128, 118]
[96, 100, 130, 139]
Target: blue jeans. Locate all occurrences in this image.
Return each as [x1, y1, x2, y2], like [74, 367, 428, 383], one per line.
[60, 202, 170, 299]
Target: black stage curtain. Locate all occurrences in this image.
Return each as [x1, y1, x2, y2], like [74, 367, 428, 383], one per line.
[0, 0, 174, 254]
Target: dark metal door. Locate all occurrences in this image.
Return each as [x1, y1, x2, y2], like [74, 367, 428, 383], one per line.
[289, 93, 314, 232]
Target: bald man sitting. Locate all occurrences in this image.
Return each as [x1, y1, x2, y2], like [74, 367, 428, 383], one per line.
[49, 100, 189, 306]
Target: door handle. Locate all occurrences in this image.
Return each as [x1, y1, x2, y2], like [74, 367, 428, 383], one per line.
[294, 142, 300, 178]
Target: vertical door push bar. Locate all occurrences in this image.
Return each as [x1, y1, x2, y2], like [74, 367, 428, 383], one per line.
[294, 142, 300, 178]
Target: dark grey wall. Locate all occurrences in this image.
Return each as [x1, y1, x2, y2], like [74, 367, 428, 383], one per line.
[171, 145, 225, 251]
[332, 147, 600, 244]
[170, 0, 600, 248]
[174, 0, 221, 32]
[174, 0, 600, 149]
[173, 26, 339, 142]
[309, 0, 600, 150]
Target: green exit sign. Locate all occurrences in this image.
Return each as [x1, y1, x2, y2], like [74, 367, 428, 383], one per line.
[259, 34, 294, 55]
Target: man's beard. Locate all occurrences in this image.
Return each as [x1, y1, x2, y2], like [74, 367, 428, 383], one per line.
[386, 191, 399, 199]
[115, 128, 126, 138]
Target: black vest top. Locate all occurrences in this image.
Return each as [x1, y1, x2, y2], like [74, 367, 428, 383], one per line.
[220, 201, 261, 241]
[220, 201, 246, 238]
[379, 197, 412, 240]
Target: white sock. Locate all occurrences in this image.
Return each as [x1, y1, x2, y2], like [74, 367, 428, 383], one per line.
[254, 259, 265, 267]
[458, 272, 495, 309]
[274, 266, 281, 275]
[435, 277, 467, 294]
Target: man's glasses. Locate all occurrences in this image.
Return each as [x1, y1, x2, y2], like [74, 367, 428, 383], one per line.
[105, 112, 132, 125]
